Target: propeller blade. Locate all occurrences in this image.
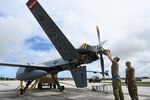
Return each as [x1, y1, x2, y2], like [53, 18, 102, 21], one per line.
[96, 26, 101, 48]
[96, 25, 105, 78]
[100, 54, 105, 78]
[101, 40, 107, 47]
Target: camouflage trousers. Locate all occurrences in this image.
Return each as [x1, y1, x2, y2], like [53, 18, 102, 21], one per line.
[112, 78, 124, 100]
[127, 80, 139, 100]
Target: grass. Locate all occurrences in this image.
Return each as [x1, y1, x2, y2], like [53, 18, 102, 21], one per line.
[100, 81, 150, 85]
[136, 82, 150, 85]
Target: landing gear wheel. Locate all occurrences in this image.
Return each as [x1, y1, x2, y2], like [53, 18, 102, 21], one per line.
[19, 89, 25, 95]
[59, 86, 65, 91]
[53, 83, 56, 89]
[49, 83, 52, 89]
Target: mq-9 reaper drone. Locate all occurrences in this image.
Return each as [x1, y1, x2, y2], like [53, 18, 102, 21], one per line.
[0, 0, 107, 95]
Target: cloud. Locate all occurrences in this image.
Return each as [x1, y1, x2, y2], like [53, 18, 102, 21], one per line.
[110, 35, 147, 59]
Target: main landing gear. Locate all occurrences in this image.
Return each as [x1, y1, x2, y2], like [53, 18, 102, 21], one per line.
[37, 74, 65, 91]
[51, 74, 65, 91]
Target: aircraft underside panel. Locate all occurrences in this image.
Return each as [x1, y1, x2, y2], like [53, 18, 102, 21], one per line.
[16, 69, 47, 80]
[26, 0, 79, 61]
[70, 66, 87, 88]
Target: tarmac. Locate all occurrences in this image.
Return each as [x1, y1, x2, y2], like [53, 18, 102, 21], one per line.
[0, 80, 150, 100]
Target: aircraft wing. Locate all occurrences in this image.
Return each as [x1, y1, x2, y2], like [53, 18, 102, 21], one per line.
[87, 70, 109, 76]
[0, 62, 49, 69]
[87, 71, 102, 74]
[26, 0, 80, 61]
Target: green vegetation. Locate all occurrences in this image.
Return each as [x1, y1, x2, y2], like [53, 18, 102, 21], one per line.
[137, 82, 150, 85]
[0, 77, 16, 80]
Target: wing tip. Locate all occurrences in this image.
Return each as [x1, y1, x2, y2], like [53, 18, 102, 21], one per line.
[26, 0, 38, 9]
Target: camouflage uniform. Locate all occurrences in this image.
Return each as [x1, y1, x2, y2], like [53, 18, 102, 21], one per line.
[112, 60, 124, 100]
[126, 67, 139, 100]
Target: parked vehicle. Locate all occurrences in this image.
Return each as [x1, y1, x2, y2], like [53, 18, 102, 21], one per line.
[89, 76, 101, 83]
[136, 77, 142, 82]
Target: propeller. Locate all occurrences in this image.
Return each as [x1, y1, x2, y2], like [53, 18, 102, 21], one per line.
[96, 26, 105, 79]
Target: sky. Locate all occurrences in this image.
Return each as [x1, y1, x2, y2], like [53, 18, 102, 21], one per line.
[0, 0, 150, 78]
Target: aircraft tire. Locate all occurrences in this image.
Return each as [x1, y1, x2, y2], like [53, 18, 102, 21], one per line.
[49, 83, 52, 89]
[59, 86, 65, 91]
[19, 89, 25, 95]
[53, 83, 56, 89]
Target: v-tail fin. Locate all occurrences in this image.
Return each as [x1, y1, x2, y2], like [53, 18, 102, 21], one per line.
[70, 66, 87, 88]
